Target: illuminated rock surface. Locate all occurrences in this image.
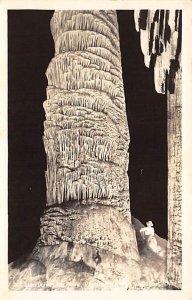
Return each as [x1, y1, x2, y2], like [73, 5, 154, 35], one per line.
[9, 10, 177, 290]
[9, 11, 140, 290]
[9, 216, 167, 290]
[40, 10, 139, 261]
[134, 10, 182, 289]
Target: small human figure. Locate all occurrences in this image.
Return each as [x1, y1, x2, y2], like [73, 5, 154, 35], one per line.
[140, 221, 161, 253]
[140, 220, 155, 240]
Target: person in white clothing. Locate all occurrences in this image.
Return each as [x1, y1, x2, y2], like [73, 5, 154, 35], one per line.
[140, 221, 158, 252]
[140, 220, 154, 239]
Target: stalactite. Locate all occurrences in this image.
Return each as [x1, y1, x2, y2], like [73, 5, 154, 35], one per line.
[134, 10, 181, 94]
[134, 10, 182, 289]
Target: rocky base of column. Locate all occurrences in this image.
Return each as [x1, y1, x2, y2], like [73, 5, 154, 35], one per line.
[9, 216, 168, 291]
[38, 203, 137, 259]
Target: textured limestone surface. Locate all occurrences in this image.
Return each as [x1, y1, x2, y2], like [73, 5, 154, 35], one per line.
[39, 205, 139, 260]
[9, 10, 143, 290]
[44, 10, 130, 216]
[9, 216, 167, 291]
[167, 69, 182, 288]
[41, 10, 139, 262]
[134, 10, 182, 289]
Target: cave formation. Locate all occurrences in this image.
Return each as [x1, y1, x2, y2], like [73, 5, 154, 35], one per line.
[8, 10, 182, 290]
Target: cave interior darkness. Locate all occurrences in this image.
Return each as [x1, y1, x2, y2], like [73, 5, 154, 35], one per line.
[8, 10, 167, 263]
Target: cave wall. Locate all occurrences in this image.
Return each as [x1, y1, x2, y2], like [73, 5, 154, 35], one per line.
[134, 9, 182, 289]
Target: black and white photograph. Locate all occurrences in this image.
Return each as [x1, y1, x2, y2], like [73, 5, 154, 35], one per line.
[0, 0, 192, 298]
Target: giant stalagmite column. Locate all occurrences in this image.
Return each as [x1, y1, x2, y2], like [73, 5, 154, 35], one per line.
[40, 10, 139, 263]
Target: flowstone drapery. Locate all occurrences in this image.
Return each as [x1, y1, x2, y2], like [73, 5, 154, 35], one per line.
[40, 10, 139, 262]
[44, 10, 130, 210]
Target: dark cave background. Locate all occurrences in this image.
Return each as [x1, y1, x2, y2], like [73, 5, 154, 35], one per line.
[8, 10, 167, 263]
